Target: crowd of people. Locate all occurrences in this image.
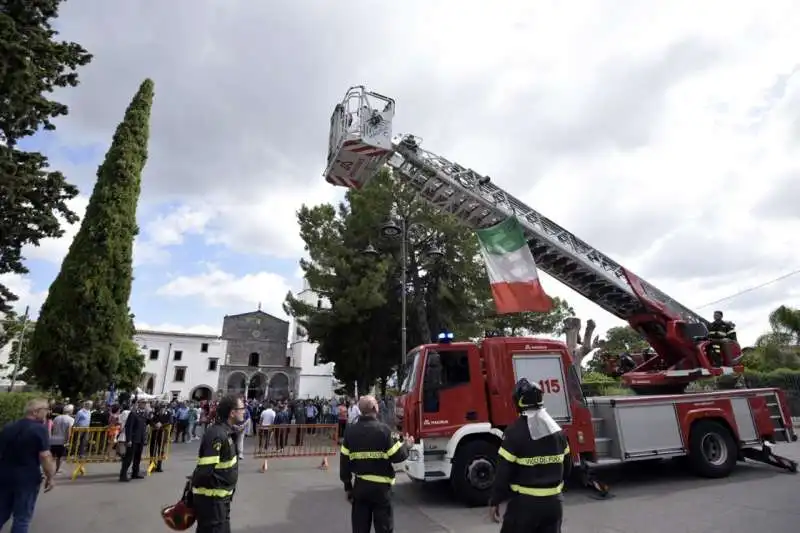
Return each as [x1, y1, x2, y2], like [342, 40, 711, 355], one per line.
[0, 392, 398, 533]
[43, 393, 396, 468]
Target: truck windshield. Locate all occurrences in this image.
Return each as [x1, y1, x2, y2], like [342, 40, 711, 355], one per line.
[399, 349, 421, 394]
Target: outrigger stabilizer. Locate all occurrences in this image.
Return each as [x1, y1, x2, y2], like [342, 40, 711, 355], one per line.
[740, 442, 798, 473]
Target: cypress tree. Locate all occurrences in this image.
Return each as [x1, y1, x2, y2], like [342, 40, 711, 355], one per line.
[29, 79, 154, 398]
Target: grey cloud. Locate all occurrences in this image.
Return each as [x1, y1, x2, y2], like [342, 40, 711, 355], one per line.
[710, 275, 800, 315]
[55, 1, 407, 201]
[42, 3, 735, 263]
[640, 225, 795, 282]
[751, 171, 800, 220]
[513, 38, 722, 156]
[52, 3, 724, 202]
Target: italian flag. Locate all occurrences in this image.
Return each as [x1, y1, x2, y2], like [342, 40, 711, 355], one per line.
[476, 216, 553, 314]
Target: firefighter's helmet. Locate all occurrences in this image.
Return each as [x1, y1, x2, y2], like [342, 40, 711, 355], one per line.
[161, 500, 196, 531]
[512, 378, 543, 410]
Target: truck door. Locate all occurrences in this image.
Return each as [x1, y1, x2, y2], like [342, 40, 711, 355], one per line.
[421, 344, 488, 436]
[511, 353, 572, 424]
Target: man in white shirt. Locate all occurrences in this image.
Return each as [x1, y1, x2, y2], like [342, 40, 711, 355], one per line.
[50, 404, 75, 474]
[347, 400, 361, 425]
[259, 403, 277, 451]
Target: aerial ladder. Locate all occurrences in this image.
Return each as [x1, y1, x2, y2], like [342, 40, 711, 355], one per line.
[323, 86, 744, 395]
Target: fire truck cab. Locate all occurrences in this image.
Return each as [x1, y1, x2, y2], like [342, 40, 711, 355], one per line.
[396, 336, 797, 506]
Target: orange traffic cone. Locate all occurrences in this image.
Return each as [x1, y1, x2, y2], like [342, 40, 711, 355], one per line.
[319, 456, 329, 470]
[260, 459, 268, 473]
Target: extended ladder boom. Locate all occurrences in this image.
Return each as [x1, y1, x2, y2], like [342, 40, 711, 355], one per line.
[323, 86, 708, 328]
[386, 135, 707, 325]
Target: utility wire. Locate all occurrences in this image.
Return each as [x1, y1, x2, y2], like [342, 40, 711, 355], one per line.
[695, 268, 800, 310]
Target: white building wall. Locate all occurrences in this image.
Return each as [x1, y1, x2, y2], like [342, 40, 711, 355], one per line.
[0, 320, 33, 389]
[134, 330, 227, 401]
[289, 279, 336, 399]
[0, 340, 19, 388]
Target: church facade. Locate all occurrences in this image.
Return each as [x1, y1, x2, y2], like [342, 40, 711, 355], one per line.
[215, 310, 298, 401]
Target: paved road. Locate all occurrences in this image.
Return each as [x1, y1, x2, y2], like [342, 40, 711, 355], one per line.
[22, 439, 800, 533]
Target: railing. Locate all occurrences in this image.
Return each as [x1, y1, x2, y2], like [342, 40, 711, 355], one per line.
[253, 423, 338, 472]
[65, 424, 173, 480]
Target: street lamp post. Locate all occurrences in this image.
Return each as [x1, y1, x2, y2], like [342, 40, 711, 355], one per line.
[364, 217, 444, 369]
[8, 306, 30, 392]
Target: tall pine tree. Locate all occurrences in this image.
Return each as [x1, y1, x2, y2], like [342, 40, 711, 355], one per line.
[29, 79, 154, 398]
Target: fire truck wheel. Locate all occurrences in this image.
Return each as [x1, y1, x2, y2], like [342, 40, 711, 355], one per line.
[451, 439, 498, 507]
[688, 420, 737, 478]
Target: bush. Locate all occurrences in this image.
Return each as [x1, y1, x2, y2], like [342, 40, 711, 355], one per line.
[581, 372, 631, 397]
[743, 368, 800, 416]
[0, 392, 45, 427]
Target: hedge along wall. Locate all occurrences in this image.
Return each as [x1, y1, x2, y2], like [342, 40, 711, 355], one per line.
[743, 369, 800, 416]
[580, 370, 800, 416]
[0, 392, 46, 428]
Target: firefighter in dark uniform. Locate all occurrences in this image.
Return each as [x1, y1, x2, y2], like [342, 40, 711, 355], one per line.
[191, 395, 244, 533]
[707, 310, 736, 366]
[489, 378, 572, 533]
[340, 395, 414, 533]
[149, 403, 173, 473]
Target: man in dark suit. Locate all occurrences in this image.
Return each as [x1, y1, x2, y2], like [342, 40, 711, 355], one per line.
[120, 398, 148, 482]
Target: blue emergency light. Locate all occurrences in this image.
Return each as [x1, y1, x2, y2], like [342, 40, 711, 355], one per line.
[437, 331, 455, 344]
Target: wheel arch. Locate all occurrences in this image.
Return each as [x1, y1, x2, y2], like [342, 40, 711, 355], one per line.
[446, 423, 503, 460]
[686, 413, 738, 448]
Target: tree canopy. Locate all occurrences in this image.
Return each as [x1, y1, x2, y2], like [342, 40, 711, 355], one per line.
[598, 325, 649, 353]
[742, 305, 800, 372]
[28, 79, 153, 398]
[484, 299, 575, 338]
[0, 0, 92, 313]
[285, 169, 575, 392]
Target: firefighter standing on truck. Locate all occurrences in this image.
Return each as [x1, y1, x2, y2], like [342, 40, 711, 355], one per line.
[191, 395, 244, 533]
[708, 310, 736, 366]
[340, 395, 414, 533]
[488, 378, 572, 533]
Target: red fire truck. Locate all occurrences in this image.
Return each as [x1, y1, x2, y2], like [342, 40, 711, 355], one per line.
[323, 86, 798, 505]
[394, 336, 796, 504]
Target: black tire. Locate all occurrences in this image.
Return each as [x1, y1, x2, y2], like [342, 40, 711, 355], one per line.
[450, 439, 498, 507]
[688, 420, 738, 478]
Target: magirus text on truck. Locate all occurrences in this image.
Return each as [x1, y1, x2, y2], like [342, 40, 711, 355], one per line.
[323, 86, 798, 506]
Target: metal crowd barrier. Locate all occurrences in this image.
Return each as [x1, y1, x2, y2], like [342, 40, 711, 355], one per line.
[66, 424, 173, 480]
[253, 423, 338, 472]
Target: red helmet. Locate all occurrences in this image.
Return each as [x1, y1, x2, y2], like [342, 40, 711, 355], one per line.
[161, 500, 196, 531]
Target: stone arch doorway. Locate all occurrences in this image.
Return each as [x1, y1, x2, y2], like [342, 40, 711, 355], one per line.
[226, 372, 247, 396]
[248, 373, 267, 400]
[144, 375, 155, 395]
[268, 372, 290, 401]
[191, 385, 213, 402]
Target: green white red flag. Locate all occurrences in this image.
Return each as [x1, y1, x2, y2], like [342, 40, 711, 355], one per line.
[476, 216, 553, 314]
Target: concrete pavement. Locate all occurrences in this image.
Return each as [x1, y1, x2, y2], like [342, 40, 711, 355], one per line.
[21, 438, 800, 533]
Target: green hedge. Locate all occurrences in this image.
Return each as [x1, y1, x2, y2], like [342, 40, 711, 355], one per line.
[581, 369, 800, 415]
[580, 372, 632, 397]
[743, 369, 800, 415]
[0, 392, 45, 428]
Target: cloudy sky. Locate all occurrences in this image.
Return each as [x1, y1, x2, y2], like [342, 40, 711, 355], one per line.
[2, 0, 799, 345]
